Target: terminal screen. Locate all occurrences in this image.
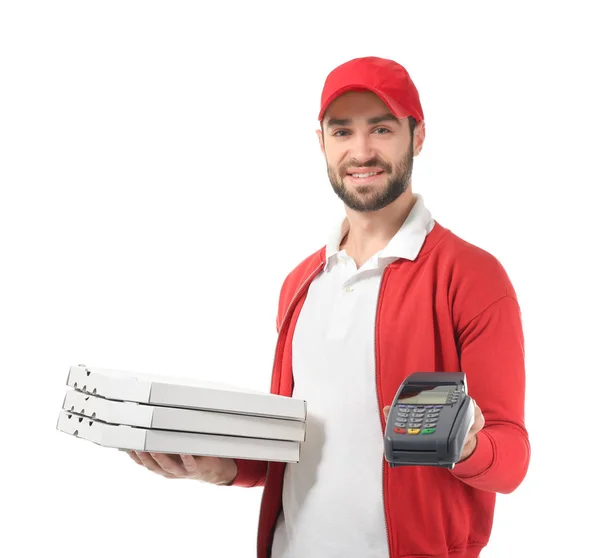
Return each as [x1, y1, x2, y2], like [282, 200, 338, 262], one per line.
[398, 384, 453, 405]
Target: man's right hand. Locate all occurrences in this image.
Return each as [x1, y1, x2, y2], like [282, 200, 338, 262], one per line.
[126, 451, 238, 485]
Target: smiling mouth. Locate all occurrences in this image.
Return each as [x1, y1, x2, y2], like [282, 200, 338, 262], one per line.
[347, 171, 384, 178]
[345, 170, 386, 186]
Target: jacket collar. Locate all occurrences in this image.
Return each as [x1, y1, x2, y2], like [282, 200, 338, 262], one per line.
[323, 194, 434, 271]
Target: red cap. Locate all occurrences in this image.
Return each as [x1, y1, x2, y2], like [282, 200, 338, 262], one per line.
[318, 56, 424, 123]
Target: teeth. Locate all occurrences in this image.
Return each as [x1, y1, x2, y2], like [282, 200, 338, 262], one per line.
[351, 172, 380, 178]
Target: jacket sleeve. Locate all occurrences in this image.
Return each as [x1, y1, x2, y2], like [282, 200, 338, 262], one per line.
[450, 295, 531, 494]
[229, 458, 268, 487]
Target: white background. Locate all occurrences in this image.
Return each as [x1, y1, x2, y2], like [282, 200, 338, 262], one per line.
[1, 1, 598, 556]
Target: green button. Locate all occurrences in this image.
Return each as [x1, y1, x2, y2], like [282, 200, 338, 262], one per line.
[421, 428, 436, 434]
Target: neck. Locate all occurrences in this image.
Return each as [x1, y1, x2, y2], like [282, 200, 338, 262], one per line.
[339, 189, 417, 266]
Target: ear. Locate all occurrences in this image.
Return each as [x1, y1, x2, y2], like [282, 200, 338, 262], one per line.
[413, 120, 426, 156]
[316, 128, 326, 156]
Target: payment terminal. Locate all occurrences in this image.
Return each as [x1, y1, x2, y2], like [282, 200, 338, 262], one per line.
[384, 372, 474, 469]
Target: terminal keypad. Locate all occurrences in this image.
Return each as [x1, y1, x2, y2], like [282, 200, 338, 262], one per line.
[393, 404, 443, 435]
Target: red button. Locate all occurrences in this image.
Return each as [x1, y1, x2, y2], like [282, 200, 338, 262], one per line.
[394, 427, 407, 434]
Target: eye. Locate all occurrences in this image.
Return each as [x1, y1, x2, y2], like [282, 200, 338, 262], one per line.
[332, 129, 350, 137]
[374, 127, 391, 134]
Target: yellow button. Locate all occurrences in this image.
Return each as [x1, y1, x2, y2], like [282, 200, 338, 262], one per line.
[408, 428, 421, 435]
[344, 286, 353, 292]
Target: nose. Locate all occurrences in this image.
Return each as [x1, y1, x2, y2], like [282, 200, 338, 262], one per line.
[349, 131, 377, 163]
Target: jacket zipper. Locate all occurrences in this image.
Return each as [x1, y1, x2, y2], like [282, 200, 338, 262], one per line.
[375, 267, 392, 558]
[258, 262, 325, 558]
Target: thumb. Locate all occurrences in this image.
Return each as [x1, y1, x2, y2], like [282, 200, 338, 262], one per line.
[383, 405, 391, 420]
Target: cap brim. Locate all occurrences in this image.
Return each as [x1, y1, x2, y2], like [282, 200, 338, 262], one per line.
[319, 84, 412, 122]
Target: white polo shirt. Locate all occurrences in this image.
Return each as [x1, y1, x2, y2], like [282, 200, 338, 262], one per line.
[271, 194, 435, 558]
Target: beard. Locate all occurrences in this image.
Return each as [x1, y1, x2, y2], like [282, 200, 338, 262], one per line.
[327, 144, 414, 212]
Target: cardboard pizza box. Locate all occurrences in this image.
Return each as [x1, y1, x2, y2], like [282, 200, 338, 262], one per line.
[56, 410, 300, 463]
[62, 389, 306, 442]
[67, 364, 306, 421]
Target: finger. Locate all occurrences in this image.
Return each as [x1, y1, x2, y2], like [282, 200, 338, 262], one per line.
[181, 454, 199, 475]
[127, 450, 143, 465]
[150, 452, 188, 477]
[383, 406, 391, 419]
[136, 451, 172, 474]
[474, 407, 485, 431]
[469, 401, 485, 433]
[136, 452, 179, 478]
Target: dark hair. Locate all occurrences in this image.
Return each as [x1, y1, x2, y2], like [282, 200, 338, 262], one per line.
[407, 116, 417, 138]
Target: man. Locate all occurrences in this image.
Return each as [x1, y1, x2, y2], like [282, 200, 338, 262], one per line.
[128, 56, 530, 558]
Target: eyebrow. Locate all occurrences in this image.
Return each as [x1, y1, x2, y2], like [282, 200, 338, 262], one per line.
[325, 112, 400, 128]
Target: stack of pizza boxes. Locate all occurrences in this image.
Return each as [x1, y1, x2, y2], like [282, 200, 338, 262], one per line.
[57, 364, 306, 463]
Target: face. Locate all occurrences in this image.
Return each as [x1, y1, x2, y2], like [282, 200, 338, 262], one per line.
[317, 91, 424, 212]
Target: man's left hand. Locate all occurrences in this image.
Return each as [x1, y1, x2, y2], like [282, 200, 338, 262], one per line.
[382, 399, 485, 463]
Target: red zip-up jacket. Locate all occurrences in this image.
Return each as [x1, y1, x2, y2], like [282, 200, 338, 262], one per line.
[231, 222, 530, 558]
